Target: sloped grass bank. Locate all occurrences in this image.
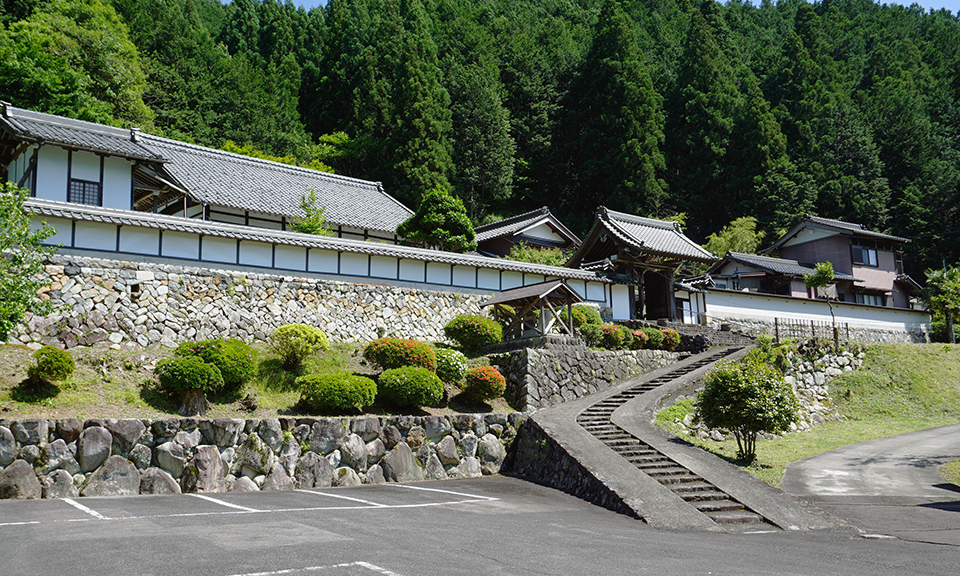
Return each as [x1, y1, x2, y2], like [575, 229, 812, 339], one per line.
[656, 344, 960, 485]
[0, 342, 507, 419]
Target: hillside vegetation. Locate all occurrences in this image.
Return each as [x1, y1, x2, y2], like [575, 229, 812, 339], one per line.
[658, 343, 960, 485]
[2, 0, 959, 275]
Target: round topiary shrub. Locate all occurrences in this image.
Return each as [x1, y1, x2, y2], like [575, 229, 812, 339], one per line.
[638, 327, 665, 350]
[176, 338, 256, 391]
[600, 324, 632, 350]
[629, 329, 649, 350]
[377, 366, 444, 408]
[155, 356, 224, 416]
[443, 314, 503, 353]
[435, 348, 468, 384]
[27, 345, 74, 382]
[463, 366, 506, 400]
[363, 338, 437, 372]
[271, 324, 329, 369]
[570, 304, 603, 328]
[297, 372, 377, 413]
[660, 328, 681, 351]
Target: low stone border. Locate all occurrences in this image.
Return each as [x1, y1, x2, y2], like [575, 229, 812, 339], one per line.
[0, 414, 525, 500]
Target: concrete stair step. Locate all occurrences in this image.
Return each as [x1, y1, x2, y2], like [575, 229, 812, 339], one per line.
[692, 500, 745, 514]
[652, 473, 702, 485]
[671, 482, 716, 493]
[679, 490, 728, 502]
[706, 510, 767, 525]
[645, 467, 692, 477]
[629, 459, 675, 469]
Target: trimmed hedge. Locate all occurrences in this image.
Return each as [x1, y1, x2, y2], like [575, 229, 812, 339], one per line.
[444, 314, 503, 353]
[156, 356, 224, 393]
[629, 329, 649, 350]
[377, 366, 444, 408]
[435, 348, 468, 383]
[600, 324, 633, 350]
[363, 338, 437, 372]
[561, 304, 602, 328]
[175, 338, 256, 391]
[271, 323, 329, 368]
[463, 366, 506, 400]
[28, 346, 74, 382]
[636, 327, 665, 350]
[579, 323, 603, 347]
[298, 372, 376, 413]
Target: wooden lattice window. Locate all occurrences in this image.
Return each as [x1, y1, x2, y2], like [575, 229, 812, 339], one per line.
[68, 178, 102, 206]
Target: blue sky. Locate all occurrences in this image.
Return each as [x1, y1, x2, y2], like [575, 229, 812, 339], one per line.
[224, 0, 960, 16]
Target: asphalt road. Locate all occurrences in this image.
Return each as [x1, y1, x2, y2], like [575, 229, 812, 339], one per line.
[783, 423, 960, 546]
[1, 476, 957, 576]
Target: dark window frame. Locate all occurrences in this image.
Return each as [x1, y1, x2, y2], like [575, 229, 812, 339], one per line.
[68, 178, 102, 206]
[851, 244, 879, 267]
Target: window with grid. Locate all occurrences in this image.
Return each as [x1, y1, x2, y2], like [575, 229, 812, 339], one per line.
[852, 244, 878, 267]
[68, 179, 101, 206]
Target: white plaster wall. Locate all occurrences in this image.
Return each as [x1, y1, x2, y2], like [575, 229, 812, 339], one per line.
[74, 221, 115, 251]
[341, 252, 368, 276]
[35, 147, 68, 202]
[239, 241, 273, 267]
[70, 150, 99, 182]
[370, 256, 398, 279]
[477, 268, 499, 290]
[502, 271, 523, 290]
[308, 249, 338, 274]
[275, 245, 306, 271]
[705, 290, 930, 331]
[519, 221, 564, 243]
[612, 284, 630, 320]
[427, 262, 451, 285]
[119, 227, 160, 255]
[102, 156, 132, 210]
[399, 259, 426, 282]
[203, 236, 237, 263]
[452, 265, 475, 287]
[525, 274, 546, 285]
[586, 282, 606, 302]
[162, 231, 200, 259]
[32, 216, 71, 246]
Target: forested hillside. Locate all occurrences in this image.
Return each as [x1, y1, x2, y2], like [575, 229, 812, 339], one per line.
[2, 0, 959, 276]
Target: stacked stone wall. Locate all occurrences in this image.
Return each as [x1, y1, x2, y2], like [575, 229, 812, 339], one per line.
[9, 254, 485, 349]
[0, 414, 524, 500]
[706, 318, 927, 345]
[491, 348, 680, 411]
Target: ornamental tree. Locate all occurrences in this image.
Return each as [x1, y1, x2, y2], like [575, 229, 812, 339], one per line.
[396, 186, 477, 253]
[804, 261, 838, 347]
[923, 265, 960, 344]
[0, 182, 57, 342]
[289, 189, 334, 236]
[695, 356, 799, 461]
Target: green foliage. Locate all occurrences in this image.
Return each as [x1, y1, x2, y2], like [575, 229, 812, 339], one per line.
[703, 217, 766, 257]
[564, 305, 603, 329]
[505, 244, 568, 267]
[0, 182, 57, 342]
[297, 372, 376, 414]
[27, 345, 74, 382]
[363, 338, 437, 372]
[638, 327, 665, 350]
[803, 261, 835, 291]
[220, 142, 334, 174]
[579, 323, 604, 348]
[443, 314, 503, 353]
[175, 338, 256, 391]
[923, 266, 960, 342]
[463, 366, 506, 400]
[434, 348, 468, 384]
[695, 357, 799, 460]
[155, 355, 223, 394]
[628, 329, 649, 350]
[660, 328, 681, 352]
[377, 366, 443, 408]
[600, 323, 632, 350]
[288, 189, 335, 236]
[396, 186, 477, 253]
[270, 324, 330, 369]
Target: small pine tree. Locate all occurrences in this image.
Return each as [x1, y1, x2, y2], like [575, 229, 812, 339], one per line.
[396, 186, 477, 253]
[289, 189, 334, 236]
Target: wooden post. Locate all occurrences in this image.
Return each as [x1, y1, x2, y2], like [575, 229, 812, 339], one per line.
[774, 317, 780, 344]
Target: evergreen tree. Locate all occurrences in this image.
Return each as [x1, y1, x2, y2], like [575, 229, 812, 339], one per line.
[396, 186, 477, 253]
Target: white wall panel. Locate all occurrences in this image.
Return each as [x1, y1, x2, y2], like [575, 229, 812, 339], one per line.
[119, 227, 160, 255]
[341, 252, 368, 276]
[308, 249, 338, 273]
[70, 151, 100, 182]
[102, 157, 131, 210]
[502, 271, 523, 290]
[274, 245, 306, 271]
[34, 217, 72, 247]
[239, 241, 272, 267]
[36, 147, 68, 203]
[370, 256, 398, 279]
[74, 221, 115, 250]
[611, 284, 630, 320]
[452, 265, 476, 287]
[586, 282, 606, 301]
[524, 274, 545, 285]
[427, 262, 451, 285]
[399, 259, 425, 282]
[478, 268, 500, 290]
[162, 231, 200, 259]
[202, 236, 237, 263]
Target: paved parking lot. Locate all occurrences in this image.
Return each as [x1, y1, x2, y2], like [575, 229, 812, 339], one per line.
[1, 477, 956, 575]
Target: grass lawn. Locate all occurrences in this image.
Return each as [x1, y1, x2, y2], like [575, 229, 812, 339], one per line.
[941, 458, 960, 486]
[656, 343, 960, 486]
[0, 341, 509, 420]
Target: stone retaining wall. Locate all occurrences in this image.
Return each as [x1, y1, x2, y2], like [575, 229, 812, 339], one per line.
[491, 347, 680, 411]
[0, 414, 524, 500]
[9, 254, 486, 349]
[708, 318, 927, 345]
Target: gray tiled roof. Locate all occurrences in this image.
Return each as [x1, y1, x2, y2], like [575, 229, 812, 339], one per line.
[603, 208, 717, 263]
[0, 105, 163, 162]
[482, 279, 584, 307]
[474, 206, 580, 244]
[25, 198, 609, 283]
[140, 134, 413, 234]
[805, 215, 909, 242]
[716, 252, 859, 281]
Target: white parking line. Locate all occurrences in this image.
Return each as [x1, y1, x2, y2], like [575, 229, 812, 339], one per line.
[389, 483, 499, 501]
[190, 493, 262, 512]
[295, 490, 388, 507]
[227, 561, 403, 576]
[0, 521, 41, 527]
[63, 498, 110, 520]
